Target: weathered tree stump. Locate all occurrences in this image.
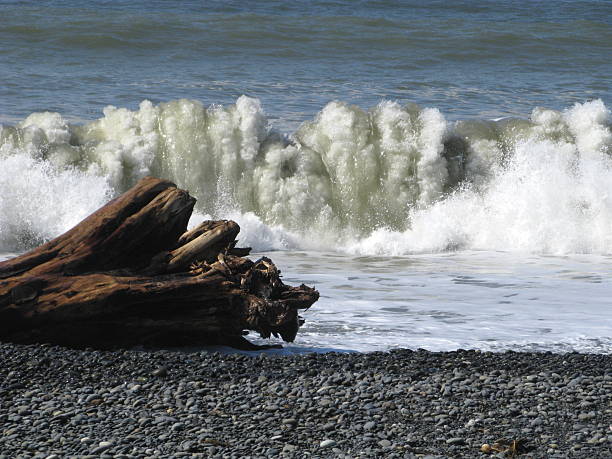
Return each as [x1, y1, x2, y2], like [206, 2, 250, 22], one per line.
[0, 177, 318, 350]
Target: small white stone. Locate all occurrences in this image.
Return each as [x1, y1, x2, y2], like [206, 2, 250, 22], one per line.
[320, 439, 336, 448]
[316, 385, 333, 394]
[80, 437, 92, 444]
[99, 441, 113, 447]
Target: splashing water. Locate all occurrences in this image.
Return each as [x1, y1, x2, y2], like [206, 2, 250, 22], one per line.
[1, 97, 610, 255]
[1, 98, 612, 354]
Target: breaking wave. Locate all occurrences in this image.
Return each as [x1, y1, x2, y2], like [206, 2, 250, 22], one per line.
[1, 97, 610, 254]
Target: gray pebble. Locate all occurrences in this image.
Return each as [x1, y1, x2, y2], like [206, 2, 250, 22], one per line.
[0, 343, 607, 459]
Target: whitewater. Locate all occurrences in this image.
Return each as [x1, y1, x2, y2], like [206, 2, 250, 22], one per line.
[2, 96, 611, 253]
[1, 97, 611, 353]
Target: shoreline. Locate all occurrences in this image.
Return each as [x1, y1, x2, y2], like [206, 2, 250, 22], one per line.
[0, 343, 610, 458]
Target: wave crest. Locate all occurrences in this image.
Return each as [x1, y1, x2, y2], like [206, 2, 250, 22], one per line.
[1, 97, 610, 254]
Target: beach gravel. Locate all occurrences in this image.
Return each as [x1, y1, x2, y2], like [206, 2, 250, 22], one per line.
[0, 342, 610, 458]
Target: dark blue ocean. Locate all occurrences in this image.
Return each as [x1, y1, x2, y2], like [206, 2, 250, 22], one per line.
[1, 0, 610, 129]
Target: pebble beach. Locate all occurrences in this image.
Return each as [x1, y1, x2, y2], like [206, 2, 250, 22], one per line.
[0, 343, 610, 458]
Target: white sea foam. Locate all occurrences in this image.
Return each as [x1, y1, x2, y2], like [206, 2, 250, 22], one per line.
[2, 99, 611, 354]
[0, 153, 111, 250]
[247, 250, 612, 354]
[347, 100, 612, 255]
[1, 98, 610, 255]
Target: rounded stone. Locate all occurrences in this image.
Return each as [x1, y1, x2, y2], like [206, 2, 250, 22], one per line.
[320, 439, 337, 448]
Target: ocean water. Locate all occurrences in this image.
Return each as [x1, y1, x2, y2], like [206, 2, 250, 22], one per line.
[1, 0, 611, 353]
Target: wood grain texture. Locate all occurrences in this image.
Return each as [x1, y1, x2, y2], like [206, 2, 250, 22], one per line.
[0, 177, 318, 349]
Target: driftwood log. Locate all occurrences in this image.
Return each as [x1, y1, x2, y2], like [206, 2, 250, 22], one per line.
[0, 177, 318, 350]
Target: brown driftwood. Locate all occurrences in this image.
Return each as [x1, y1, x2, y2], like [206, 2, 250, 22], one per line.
[0, 177, 318, 350]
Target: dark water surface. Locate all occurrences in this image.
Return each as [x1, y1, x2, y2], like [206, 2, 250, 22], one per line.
[2, 0, 610, 129]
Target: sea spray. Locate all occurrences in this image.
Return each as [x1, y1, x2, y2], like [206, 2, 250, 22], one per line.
[0, 152, 111, 251]
[0, 97, 610, 255]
